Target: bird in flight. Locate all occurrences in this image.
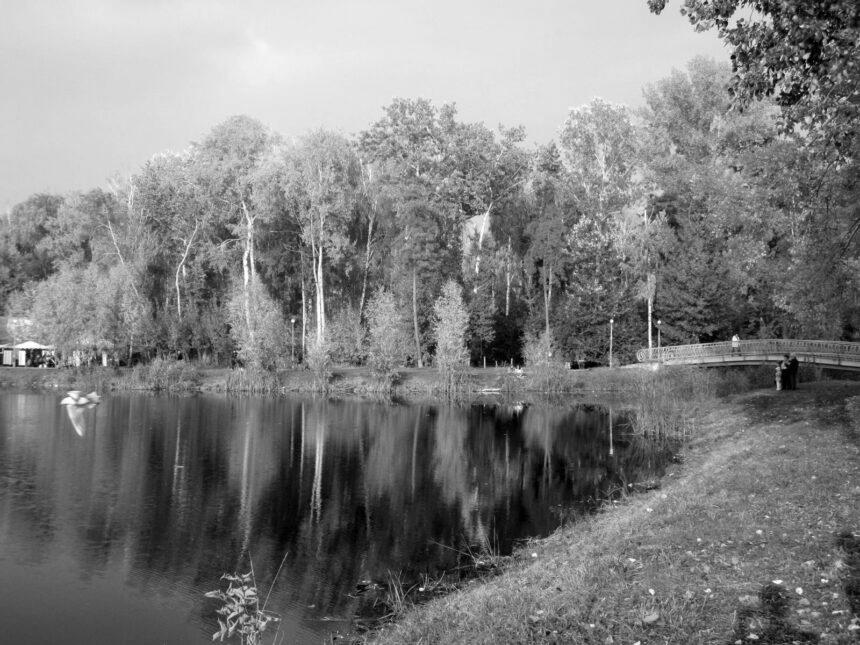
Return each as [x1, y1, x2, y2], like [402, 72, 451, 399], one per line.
[60, 391, 100, 436]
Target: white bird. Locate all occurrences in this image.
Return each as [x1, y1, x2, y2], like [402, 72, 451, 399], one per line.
[60, 391, 100, 436]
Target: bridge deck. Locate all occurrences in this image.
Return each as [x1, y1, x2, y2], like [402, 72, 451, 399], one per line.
[636, 339, 860, 371]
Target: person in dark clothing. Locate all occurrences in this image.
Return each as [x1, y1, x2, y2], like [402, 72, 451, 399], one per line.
[788, 354, 799, 390]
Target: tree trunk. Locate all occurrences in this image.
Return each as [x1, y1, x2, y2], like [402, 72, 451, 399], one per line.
[174, 223, 198, 319]
[647, 294, 653, 357]
[301, 251, 308, 360]
[315, 244, 326, 345]
[412, 268, 423, 368]
[504, 238, 513, 317]
[358, 213, 375, 321]
[543, 267, 552, 336]
[241, 202, 256, 348]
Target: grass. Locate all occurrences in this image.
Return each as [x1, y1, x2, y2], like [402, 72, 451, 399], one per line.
[363, 381, 860, 644]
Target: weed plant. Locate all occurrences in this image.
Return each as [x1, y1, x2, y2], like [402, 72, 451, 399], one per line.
[129, 357, 201, 392]
[628, 366, 715, 439]
[304, 340, 333, 392]
[205, 572, 280, 644]
[225, 368, 283, 394]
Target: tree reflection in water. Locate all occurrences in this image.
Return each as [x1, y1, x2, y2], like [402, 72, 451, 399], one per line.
[0, 392, 674, 644]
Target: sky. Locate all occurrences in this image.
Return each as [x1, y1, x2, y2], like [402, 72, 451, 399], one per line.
[0, 0, 728, 210]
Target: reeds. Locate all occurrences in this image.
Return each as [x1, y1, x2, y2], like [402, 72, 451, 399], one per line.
[128, 357, 201, 392]
[225, 368, 283, 394]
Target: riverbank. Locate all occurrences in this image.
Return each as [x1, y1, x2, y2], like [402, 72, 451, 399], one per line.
[363, 381, 860, 644]
[0, 362, 772, 400]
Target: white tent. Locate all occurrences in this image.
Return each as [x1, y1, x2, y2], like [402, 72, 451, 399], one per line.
[14, 341, 54, 350]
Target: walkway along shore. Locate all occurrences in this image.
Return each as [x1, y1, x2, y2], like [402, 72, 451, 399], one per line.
[366, 382, 860, 644]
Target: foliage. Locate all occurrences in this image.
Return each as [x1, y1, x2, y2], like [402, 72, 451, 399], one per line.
[4, 36, 859, 372]
[648, 0, 859, 156]
[304, 332, 333, 391]
[205, 572, 280, 645]
[522, 328, 569, 392]
[226, 280, 290, 371]
[432, 280, 470, 392]
[467, 287, 496, 364]
[365, 288, 410, 386]
[326, 304, 366, 365]
[131, 356, 201, 392]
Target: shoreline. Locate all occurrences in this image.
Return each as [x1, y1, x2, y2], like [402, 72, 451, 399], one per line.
[0, 363, 643, 400]
[363, 381, 860, 644]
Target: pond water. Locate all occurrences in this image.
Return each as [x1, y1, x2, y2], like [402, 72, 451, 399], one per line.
[0, 391, 672, 644]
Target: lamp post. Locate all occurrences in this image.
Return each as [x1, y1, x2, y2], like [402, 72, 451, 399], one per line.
[657, 319, 662, 361]
[609, 318, 614, 369]
[290, 318, 296, 366]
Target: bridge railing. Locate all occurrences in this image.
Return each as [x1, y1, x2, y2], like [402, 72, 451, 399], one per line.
[636, 339, 860, 363]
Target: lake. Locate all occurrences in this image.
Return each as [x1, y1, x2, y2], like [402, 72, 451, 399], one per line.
[0, 390, 672, 644]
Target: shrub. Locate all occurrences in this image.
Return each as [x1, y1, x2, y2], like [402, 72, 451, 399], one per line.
[131, 357, 201, 391]
[226, 280, 291, 371]
[366, 288, 410, 389]
[305, 333, 333, 391]
[432, 280, 470, 394]
[523, 329, 568, 392]
[327, 304, 366, 365]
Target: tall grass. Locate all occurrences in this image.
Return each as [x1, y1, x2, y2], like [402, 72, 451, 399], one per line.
[225, 368, 283, 394]
[627, 366, 716, 439]
[128, 357, 201, 392]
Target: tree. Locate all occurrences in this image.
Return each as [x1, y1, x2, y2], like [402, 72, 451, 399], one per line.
[193, 115, 280, 352]
[0, 194, 63, 306]
[433, 280, 469, 391]
[559, 98, 637, 219]
[278, 130, 360, 348]
[648, 0, 859, 156]
[467, 285, 496, 365]
[365, 287, 410, 384]
[395, 201, 453, 366]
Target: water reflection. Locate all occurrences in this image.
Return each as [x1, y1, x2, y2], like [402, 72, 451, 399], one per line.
[0, 392, 672, 644]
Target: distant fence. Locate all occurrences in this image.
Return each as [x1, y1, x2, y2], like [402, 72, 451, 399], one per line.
[636, 339, 860, 371]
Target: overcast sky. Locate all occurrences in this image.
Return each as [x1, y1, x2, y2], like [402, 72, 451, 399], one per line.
[0, 0, 728, 210]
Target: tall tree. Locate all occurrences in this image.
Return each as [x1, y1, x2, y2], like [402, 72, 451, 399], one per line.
[279, 130, 360, 347]
[193, 115, 279, 350]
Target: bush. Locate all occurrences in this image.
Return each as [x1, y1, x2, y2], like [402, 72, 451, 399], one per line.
[433, 281, 470, 394]
[226, 281, 291, 371]
[225, 368, 282, 394]
[366, 288, 410, 390]
[131, 357, 201, 391]
[327, 305, 366, 365]
[629, 366, 716, 439]
[305, 334, 333, 391]
[523, 329, 569, 392]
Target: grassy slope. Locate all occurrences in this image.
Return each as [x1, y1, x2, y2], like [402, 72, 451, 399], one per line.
[368, 382, 860, 645]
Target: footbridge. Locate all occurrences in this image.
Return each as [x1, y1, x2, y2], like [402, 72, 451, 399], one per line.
[636, 339, 860, 372]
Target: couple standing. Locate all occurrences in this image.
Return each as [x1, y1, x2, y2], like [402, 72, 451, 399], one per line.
[776, 354, 799, 390]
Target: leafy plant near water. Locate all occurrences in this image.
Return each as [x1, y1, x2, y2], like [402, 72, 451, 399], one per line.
[304, 334, 333, 392]
[130, 356, 201, 391]
[628, 366, 715, 439]
[225, 368, 282, 394]
[205, 572, 280, 645]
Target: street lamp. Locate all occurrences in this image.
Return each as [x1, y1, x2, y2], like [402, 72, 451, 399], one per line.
[609, 318, 614, 369]
[657, 319, 662, 360]
[290, 318, 296, 365]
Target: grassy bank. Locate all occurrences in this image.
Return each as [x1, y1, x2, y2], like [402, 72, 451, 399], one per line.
[0, 361, 790, 399]
[363, 382, 860, 644]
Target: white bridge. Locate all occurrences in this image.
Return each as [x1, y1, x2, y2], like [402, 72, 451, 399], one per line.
[636, 339, 860, 372]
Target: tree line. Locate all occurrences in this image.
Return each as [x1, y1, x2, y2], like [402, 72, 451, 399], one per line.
[2, 14, 858, 371]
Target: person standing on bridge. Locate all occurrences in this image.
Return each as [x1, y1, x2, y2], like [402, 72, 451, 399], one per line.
[731, 334, 740, 354]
